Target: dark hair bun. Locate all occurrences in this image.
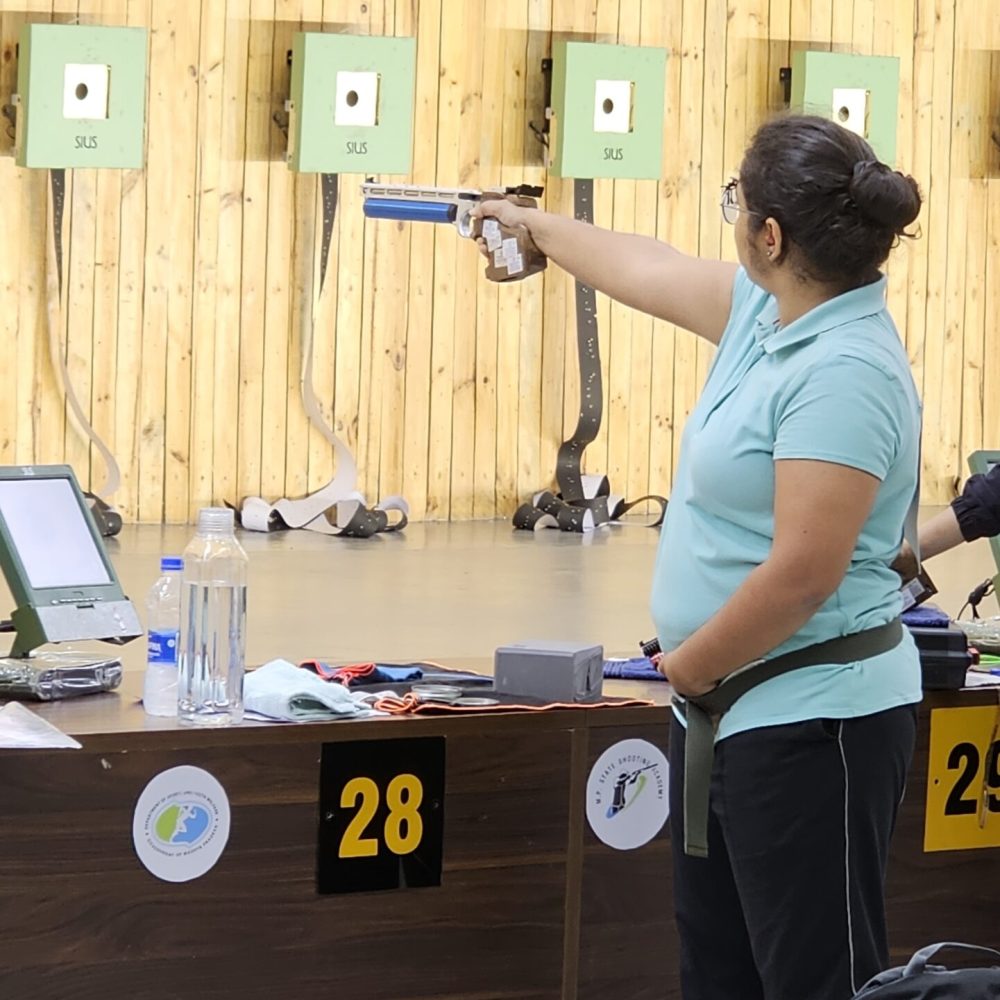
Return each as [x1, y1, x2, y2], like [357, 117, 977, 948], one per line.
[740, 115, 922, 286]
[848, 160, 921, 233]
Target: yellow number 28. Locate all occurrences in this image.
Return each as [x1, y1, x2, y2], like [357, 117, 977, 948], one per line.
[339, 773, 424, 859]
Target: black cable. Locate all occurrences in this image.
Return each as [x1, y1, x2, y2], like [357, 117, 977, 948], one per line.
[528, 121, 549, 148]
[959, 578, 996, 620]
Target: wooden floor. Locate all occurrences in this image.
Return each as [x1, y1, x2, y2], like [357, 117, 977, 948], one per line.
[4, 507, 993, 676]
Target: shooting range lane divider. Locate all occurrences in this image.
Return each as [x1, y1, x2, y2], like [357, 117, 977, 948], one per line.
[239, 173, 408, 539]
[47, 169, 123, 536]
[512, 178, 667, 533]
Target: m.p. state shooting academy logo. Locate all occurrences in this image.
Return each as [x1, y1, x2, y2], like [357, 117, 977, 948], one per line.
[586, 739, 669, 850]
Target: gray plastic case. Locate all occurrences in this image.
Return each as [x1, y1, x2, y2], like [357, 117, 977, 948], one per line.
[493, 641, 604, 703]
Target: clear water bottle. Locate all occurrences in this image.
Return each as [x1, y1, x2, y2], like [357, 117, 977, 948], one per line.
[178, 508, 248, 727]
[143, 556, 183, 717]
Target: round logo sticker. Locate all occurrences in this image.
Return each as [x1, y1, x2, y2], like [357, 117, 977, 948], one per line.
[132, 765, 231, 882]
[586, 738, 669, 850]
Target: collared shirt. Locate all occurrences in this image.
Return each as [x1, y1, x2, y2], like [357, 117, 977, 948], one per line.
[651, 269, 922, 740]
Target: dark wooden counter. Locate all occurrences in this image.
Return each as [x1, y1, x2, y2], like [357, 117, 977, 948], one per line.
[1, 673, 998, 998]
[0, 673, 673, 1000]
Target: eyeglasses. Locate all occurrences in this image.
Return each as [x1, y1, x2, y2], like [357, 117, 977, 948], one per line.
[720, 178, 754, 225]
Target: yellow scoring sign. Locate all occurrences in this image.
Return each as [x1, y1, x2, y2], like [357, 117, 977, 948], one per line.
[925, 705, 1000, 853]
[318, 736, 445, 894]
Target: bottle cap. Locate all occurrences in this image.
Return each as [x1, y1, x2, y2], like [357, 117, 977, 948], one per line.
[196, 507, 236, 536]
[160, 556, 183, 572]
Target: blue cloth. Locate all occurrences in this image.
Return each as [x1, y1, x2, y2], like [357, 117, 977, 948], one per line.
[651, 268, 922, 741]
[369, 666, 424, 683]
[603, 658, 665, 681]
[902, 603, 951, 629]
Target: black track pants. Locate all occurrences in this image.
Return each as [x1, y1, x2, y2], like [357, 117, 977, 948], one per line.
[669, 705, 917, 1000]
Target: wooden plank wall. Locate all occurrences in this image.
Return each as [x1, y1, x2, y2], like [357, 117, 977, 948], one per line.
[0, 0, 996, 522]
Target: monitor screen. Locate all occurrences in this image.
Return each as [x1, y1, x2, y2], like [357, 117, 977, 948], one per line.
[0, 477, 112, 590]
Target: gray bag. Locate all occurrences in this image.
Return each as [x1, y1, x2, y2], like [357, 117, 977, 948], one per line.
[0, 653, 122, 700]
[853, 943, 1000, 998]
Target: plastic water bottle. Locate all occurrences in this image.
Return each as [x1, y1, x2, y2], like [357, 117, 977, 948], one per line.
[143, 556, 183, 717]
[178, 508, 248, 727]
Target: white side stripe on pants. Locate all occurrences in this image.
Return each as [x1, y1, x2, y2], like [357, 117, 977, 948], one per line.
[837, 721, 858, 996]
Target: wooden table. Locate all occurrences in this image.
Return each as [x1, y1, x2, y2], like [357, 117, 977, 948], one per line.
[1, 672, 998, 999]
[0, 673, 673, 1000]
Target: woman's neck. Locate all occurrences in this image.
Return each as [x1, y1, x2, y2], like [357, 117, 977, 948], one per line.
[770, 270, 878, 328]
[775, 285, 834, 328]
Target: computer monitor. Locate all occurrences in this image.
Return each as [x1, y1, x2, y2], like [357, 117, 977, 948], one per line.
[0, 465, 141, 656]
[968, 450, 1000, 478]
[967, 451, 1000, 610]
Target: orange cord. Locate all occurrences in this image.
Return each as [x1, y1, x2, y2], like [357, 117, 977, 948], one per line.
[373, 693, 654, 716]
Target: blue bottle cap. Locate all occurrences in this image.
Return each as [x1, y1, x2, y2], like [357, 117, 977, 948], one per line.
[160, 556, 183, 572]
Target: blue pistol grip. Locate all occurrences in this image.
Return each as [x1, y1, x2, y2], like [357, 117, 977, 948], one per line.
[363, 199, 458, 225]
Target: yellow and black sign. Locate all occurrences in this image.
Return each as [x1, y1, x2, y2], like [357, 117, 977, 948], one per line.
[925, 705, 1000, 853]
[318, 737, 445, 893]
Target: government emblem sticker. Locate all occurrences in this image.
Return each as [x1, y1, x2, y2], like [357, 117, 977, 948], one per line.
[133, 765, 231, 882]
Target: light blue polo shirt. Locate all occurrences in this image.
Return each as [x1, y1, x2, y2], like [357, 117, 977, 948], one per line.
[651, 268, 922, 740]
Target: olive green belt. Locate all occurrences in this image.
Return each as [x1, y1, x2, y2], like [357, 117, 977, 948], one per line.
[675, 618, 905, 858]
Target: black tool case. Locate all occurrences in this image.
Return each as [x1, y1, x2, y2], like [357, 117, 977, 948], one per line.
[907, 624, 973, 690]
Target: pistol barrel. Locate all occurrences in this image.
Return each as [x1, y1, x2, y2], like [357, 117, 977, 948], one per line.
[362, 198, 458, 225]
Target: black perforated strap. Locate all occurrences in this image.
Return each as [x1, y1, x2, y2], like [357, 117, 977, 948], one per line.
[514, 178, 666, 534]
[513, 488, 667, 533]
[320, 172, 338, 291]
[51, 168, 66, 293]
[554, 178, 601, 503]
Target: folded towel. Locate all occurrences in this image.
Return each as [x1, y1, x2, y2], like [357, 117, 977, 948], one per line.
[603, 657, 665, 682]
[244, 659, 381, 721]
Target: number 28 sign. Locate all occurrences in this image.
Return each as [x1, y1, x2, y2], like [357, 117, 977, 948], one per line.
[318, 737, 445, 893]
[925, 706, 1000, 852]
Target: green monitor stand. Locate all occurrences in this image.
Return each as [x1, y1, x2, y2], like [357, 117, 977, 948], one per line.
[0, 465, 142, 699]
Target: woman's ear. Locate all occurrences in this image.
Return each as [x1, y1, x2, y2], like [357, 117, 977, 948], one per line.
[762, 217, 784, 261]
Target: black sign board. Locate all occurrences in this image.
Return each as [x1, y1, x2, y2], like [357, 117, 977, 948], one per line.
[318, 736, 445, 894]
